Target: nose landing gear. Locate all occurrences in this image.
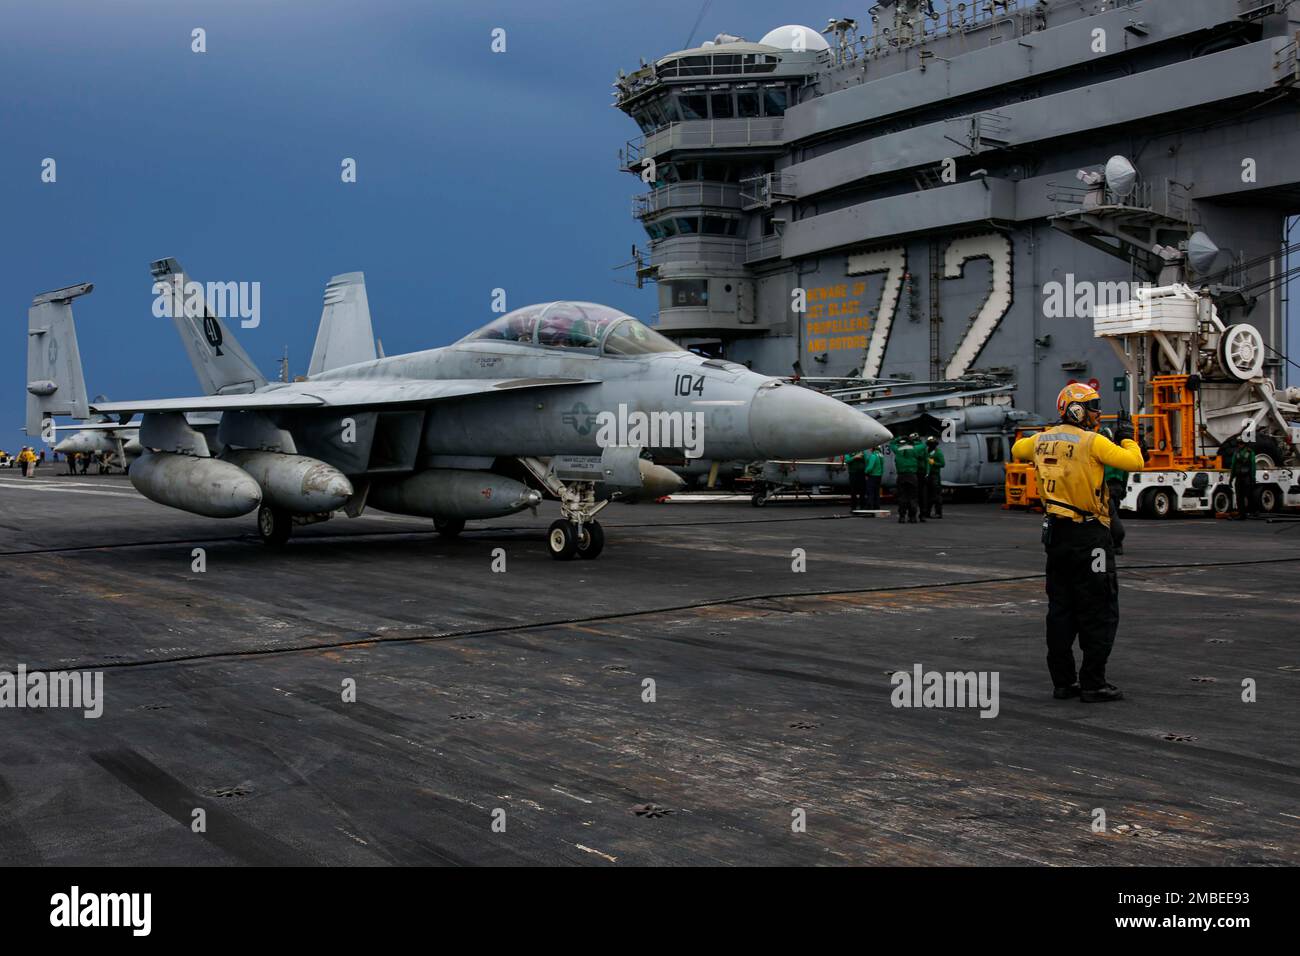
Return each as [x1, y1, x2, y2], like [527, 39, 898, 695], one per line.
[546, 518, 605, 559]
[520, 457, 611, 560]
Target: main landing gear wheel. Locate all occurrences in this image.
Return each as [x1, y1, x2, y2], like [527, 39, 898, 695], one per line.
[257, 504, 292, 546]
[575, 520, 604, 559]
[547, 519, 580, 560]
[434, 516, 465, 537]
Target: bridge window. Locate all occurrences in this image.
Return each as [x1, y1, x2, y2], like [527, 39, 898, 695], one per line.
[737, 90, 760, 117]
[700, 162, 733, 182]
[679, 55, 711, 77]
[702, 216, 738, 236]
[763, 87, 788, 116]
[679, 94, 708, 120]
[663, 279, 709, 308]
[711, 92, 734, 119]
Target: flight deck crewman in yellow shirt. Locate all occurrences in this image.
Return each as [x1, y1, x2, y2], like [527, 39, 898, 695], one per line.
[1012, 383, 1144, 703]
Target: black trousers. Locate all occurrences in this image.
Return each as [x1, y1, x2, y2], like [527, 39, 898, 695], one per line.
[865, 475, 882, 510]
[848, 470, 867, 510]
[1044, 518, 1119, 690]
[925, 471, 943, 516]
[896, 473, 918, 520]
[915, 471, 928, 519]
[1233, 475, 1255, 519]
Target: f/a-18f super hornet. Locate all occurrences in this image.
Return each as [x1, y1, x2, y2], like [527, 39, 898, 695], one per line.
[51, 408, 142, 472]
[28, 261, 889, 559]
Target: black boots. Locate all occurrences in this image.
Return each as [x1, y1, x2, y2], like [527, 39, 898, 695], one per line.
[1081, 684, 1124, 703]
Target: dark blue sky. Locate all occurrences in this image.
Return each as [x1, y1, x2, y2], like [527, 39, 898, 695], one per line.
[2, 0, 798, 449]
[4, 1, 1296, 452]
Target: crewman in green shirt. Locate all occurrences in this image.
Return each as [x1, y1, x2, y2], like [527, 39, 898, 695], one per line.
[1230, 442, 1256, 520]
[924, 436, 946, 518]
[890, 435, 921, 524]
[864, 447, 884, 510]
[913, 435, 930, 522]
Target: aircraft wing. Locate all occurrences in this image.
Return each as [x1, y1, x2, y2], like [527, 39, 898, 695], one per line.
[53, 421, 140, 431]
[90, 377, 596, 417]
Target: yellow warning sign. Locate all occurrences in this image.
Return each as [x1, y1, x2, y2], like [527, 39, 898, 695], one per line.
[804, 281, 871, 353]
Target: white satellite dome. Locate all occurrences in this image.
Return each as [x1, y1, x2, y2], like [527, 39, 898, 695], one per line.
[759, 25, 830, 52]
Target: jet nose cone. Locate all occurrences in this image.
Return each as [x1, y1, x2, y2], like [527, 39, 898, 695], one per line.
[750, 383, 891, 459]
[53, 438, 73, 454]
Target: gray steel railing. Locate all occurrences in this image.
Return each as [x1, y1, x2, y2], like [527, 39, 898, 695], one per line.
[622, 118, 785, 170]
[633, 182, 742, 218]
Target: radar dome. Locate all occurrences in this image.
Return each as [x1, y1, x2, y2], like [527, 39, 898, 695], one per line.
[759, 25, 830, 52]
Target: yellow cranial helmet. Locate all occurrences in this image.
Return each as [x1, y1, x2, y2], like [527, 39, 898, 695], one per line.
[1057, 382, 1101, 426]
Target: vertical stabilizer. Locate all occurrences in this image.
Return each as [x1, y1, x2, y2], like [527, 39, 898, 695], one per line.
[151, 257, 267, 395]
[27, 283, 92, 437]
[309, 272, 377, 375]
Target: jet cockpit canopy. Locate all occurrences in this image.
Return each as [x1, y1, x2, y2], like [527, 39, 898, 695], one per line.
[462, 301, 683, 355]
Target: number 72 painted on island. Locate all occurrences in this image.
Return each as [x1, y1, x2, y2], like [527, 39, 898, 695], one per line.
[848, 232, 1013, 380]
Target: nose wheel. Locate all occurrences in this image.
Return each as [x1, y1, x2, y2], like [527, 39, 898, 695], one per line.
[547, 519, 604, 560]
[520, 457, 611, 561]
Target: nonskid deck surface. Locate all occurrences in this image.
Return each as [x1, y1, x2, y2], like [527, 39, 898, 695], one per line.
[0, 472, 1296, 865]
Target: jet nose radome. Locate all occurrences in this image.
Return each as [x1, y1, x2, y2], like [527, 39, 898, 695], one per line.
[749, 383, 891, 459]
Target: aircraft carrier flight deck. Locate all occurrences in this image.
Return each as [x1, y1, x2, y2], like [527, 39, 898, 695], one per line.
[1, 471, 1295, 866]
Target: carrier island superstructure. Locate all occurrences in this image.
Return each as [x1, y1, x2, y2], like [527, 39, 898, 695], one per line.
[613, 0, 1300, 422]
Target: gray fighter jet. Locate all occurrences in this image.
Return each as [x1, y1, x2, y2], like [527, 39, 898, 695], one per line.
[52, 414, 142, 472]
[28, 262, 888, 559]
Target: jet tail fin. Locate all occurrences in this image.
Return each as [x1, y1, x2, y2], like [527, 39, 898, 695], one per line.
[151, 257, 267, 396]
[309, 272, 377, 375]
[26, 283, 92, 438]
